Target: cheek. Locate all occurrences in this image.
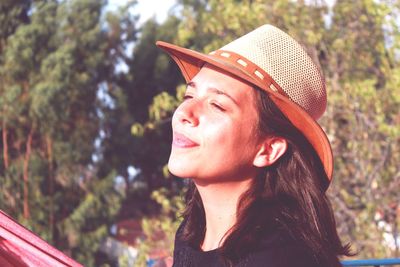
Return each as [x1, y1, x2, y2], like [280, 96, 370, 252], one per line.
[171, 111, 178, 130]
[204, 117, 256, 152]
[202, 117, 232, 143]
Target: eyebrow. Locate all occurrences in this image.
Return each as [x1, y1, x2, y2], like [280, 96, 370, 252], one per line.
[186, 81, 239, 106]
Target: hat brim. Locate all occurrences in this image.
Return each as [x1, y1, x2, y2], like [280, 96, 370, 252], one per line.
[156, 41, 333, 182]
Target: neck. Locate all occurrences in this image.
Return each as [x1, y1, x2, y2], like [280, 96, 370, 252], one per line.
[194, 178, 253, 251]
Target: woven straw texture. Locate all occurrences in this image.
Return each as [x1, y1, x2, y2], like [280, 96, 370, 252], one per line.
[221, 25, 326, 120]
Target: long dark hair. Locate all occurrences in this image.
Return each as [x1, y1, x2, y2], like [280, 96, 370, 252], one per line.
[179, 88, 352, 266]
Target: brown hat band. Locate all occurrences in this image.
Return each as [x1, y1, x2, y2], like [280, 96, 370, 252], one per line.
[209, 50, 289, 98]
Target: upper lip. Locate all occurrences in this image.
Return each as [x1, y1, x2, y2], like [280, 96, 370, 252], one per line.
[172, 131, 199, 147]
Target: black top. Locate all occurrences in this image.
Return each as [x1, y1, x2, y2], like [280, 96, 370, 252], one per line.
[172, 222, 323, 267]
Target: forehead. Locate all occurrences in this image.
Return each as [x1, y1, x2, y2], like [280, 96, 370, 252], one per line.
[191, 65, 257, 102]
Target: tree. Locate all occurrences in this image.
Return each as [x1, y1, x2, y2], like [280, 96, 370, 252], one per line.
[321, 0, 400, 257]
[0, 0, 136, 265]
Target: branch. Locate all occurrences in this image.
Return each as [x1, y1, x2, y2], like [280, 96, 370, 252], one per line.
[23, 125, 34, 219]
[46, 134, 55, 242]
[2, 120, 9, 169]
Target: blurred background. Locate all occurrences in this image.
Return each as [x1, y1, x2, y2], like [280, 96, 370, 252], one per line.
[0, 0, 399, 266]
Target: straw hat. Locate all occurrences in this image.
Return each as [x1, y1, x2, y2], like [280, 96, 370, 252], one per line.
[156, 24, 333, 182]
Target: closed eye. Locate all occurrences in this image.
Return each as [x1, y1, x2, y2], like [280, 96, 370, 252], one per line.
[211, 102, 225, 112]
[183, 94, 193, 101]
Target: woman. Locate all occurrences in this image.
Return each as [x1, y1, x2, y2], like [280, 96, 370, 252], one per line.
[156, 25, 352, 267]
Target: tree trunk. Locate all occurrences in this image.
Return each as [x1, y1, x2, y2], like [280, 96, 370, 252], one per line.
[23, 126, 34, 219]
[394, 205, 399, 257]
[46, 135, 55, 243]
[2, 120, 9, 169]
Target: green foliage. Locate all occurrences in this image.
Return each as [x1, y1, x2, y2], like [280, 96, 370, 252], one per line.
[133, 188, 184, 267]
[0, 0, 131, 266]
[61, 172, 124, 266]
[327, 0, 393, 88]
[324, 69, 400, 258]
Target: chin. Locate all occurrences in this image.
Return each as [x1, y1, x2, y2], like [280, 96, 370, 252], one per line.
[167, 156, 191, 178]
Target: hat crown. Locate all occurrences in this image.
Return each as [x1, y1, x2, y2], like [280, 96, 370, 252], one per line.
[221, 25, 326, 120]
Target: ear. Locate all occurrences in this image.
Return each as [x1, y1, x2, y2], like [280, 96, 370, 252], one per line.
[253, 137, 287, 168]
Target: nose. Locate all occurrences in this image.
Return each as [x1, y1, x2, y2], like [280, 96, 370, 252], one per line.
[173, 100, 200, 127]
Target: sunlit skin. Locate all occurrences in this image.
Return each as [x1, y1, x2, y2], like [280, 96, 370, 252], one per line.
[168, 64, 287, 251]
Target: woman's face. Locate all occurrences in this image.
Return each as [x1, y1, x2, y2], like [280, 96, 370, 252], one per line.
[168, 64, 263, 183]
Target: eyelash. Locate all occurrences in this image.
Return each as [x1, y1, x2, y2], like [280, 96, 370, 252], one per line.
[182, 95, 226, 112]
[211, 102, 225, 111]
[183, 95, 193, 101]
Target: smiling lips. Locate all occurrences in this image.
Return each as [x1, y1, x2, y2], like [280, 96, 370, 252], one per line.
[172, 132, 199, 148]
